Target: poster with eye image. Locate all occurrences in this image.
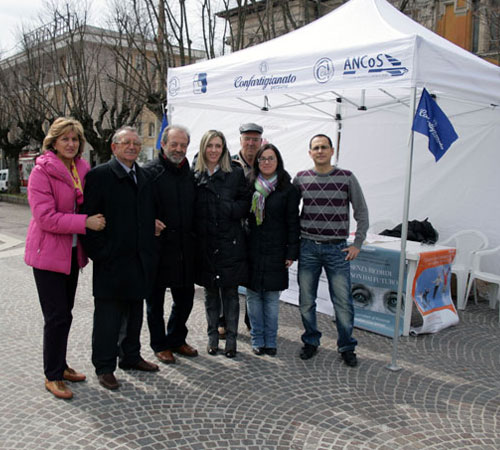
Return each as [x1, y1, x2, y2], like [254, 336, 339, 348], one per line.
[409, 249, 458, 335]
[280, 246, 404, 337]
[350, 246, 404, 337]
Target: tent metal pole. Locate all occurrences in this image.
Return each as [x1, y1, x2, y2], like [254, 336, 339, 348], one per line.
[335, 98, 342, 164]
[387, 86, 418, 372]
[167, 103, 173, 125]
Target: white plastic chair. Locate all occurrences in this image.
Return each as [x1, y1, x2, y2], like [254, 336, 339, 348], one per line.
[440, 230, 489, 310]
[368, 219, 397, 235]
[465, 245, 500, 320]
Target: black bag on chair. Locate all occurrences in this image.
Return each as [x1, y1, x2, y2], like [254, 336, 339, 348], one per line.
[380, 218, 439, 244]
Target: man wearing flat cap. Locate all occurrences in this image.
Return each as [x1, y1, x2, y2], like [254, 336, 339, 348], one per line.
[219, 122, 263, 335]
[232, 123, 263, 176]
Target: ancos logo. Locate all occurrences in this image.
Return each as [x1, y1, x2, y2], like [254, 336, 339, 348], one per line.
[343, 54, 408, 77]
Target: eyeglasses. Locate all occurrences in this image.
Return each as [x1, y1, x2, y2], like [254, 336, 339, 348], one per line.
[258, 156, 276, 163]
[242, 136, 261, 143]
[116, 140, 142, 147]
[310, 145, 331, 152]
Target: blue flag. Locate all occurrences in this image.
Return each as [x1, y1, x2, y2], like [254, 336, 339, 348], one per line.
[156, 114, 168, 150]
[412, 88, 458, 162]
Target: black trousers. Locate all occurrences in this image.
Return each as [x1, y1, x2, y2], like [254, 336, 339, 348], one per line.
[204, 286, 240, 351]
[92, 297, 144, 375]
[33, 248, 79, 381]
[146, 284, 195, 352]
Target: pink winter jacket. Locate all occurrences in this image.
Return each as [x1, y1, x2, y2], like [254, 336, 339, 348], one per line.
[24, 151, 90, 274]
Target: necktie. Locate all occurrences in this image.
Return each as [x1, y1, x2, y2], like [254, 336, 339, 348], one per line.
[129, 169, 137, 184]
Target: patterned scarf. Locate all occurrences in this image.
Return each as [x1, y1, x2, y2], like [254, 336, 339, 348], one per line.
[69, 161, 84, 206]
[251, 173, 277, 226]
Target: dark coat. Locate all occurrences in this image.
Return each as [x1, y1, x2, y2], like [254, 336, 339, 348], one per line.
[245, 182, 300, 292]
[144, 155, 195, 288]
[193, 166, 249, 288]
[81, 158, 156, 300]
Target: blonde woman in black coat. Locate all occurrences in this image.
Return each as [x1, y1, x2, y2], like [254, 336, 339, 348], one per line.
[193, 130, 250, 358]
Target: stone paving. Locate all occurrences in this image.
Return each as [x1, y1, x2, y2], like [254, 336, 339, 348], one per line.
[0, 201, 499, 449]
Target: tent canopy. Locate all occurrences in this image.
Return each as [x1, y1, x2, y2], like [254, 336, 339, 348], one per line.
[168, 0, 500, 109]
[167, 0, 500, 273]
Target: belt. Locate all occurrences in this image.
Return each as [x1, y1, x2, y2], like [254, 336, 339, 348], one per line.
[310, 238, 346, 245]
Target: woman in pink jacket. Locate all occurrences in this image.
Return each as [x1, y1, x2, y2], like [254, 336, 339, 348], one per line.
[25, 118, 105, 400]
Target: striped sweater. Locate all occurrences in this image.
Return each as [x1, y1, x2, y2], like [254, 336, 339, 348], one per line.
[293, 167, 369, 248]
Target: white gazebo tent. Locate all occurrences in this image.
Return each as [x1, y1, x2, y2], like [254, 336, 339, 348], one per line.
[167, 0, 500, 290]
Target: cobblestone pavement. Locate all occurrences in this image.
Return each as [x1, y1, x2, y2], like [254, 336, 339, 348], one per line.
[1, 202, 499, 449]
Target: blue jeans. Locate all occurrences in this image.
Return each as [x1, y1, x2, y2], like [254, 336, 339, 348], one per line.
[298, 238, 357, 352]
[246, 289, 280, 349]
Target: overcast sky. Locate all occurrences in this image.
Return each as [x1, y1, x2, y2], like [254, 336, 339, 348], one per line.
[0, 0, 109, 57]
[0, 0, 218, 58]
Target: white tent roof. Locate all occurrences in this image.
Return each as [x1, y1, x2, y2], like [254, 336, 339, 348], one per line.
[168, 0, 500, 108]
[167, 0, 500, 274]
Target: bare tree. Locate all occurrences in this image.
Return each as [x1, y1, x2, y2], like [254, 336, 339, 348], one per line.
[219, 0, 334, 51]
[0, 42, 49, 193]
[474, 0, 500, 63]
[2, 3, 147, 164]
[106, 0, 224, 121]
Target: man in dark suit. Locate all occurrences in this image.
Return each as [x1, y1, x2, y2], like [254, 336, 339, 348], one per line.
[81, 126, 159, 390]
[144, 125, 198, 364]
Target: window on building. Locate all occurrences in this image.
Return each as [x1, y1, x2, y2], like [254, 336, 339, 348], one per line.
[148, 122, 155, 137]
[135, 54, 144, 71]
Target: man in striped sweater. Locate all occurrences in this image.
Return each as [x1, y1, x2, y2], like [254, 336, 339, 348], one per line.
[293, 134, 369, 366]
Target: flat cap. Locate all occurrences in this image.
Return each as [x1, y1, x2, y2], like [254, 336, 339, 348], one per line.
[239, 123, 263, 134]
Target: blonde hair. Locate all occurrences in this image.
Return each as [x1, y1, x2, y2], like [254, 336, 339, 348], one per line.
[195, 130, 232, 173]
[42, 117, 86, 157]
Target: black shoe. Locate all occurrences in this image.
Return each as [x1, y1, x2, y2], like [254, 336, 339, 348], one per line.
[252, 347, 265, 356]
[341, 350, 358, 367]
[207, 346, 218, 356]
[225, 349, 237, 358]
[299, 344, 317, 360]
[97, 373, 119, 390]
[119, 359, 159, 372]
[264, 347, 277, 356]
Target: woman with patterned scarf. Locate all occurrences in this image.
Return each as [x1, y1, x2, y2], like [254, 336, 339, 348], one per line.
[245, 143, 300, 356]
[25, 118, 106, 399]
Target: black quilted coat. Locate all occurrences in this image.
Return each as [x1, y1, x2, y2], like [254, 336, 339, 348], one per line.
[193, 166, 250, 288]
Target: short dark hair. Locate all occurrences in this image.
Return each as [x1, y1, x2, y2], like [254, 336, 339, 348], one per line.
[250, 143, 291, 190]
[309, 134, 333, 149]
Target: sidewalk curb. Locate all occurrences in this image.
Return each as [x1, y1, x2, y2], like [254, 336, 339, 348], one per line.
[0, 194, 29, 205]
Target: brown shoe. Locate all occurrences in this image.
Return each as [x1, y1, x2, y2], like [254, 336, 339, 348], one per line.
[98, 373, 119, 390]
[45, 380, 73, 399]
[155, 349, 176, 364]
[63, 367, 86, 382]
[119, 359, 160, 372]
[172, 343, 198, 357]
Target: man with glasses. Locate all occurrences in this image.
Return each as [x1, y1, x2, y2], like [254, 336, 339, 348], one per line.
[144, 125, 198, 365]
[293, 134, 369, 367]
[82, 126, 159, 391]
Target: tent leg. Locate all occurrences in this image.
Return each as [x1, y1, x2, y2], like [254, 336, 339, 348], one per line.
[167, 103, 173, 125]
[387, 86, 418, 372]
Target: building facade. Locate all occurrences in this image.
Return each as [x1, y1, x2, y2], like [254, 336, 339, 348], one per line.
[0, 17, 205, 174]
